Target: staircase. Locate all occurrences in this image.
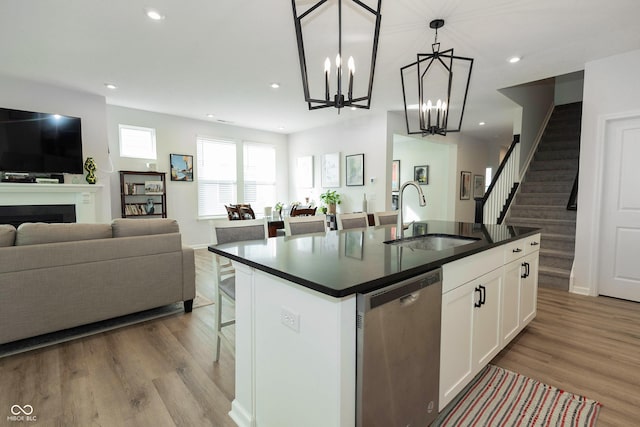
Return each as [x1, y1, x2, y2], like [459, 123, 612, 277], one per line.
[506, 102, 581, 290]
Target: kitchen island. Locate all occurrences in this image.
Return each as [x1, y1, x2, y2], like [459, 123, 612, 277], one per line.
[208, 221, 540, 427]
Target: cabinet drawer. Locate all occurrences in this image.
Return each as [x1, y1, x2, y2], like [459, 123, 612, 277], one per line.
[524, 233, 541, 255]
[442, 246, 503, 293]
[503, 238, 527, 264]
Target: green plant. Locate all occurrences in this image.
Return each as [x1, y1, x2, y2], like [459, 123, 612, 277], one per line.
[274, 202, 284, 212]
[319, 190, 341, 206]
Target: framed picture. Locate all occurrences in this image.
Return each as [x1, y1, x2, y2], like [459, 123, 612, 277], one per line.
[460, 171, 471, 200]
[144, 180, 164, 195]
[391, 160, 400, 191]
[391, 192, 399, 210]
[473, 175, 485, 198]
[170, 154, 193, 181]
[346, 153, 365, 186]
[414, 165, 429, 185]
[321, 152, 340, 188]
[296, 155, 314, 188]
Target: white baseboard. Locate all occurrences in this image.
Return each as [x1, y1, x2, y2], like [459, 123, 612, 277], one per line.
[229, 400, 253, 427]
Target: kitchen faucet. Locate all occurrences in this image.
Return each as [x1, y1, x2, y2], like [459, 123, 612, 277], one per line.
[396, 181, 427, 239]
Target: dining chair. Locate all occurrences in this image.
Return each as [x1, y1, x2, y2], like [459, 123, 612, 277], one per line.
[210, 218, 268, 361]
[374, 211, 398, 226]
[290, 206, 317, 217]
[336, 212, 369, 230]
[225, 205, 241, 220]
[284, 215, 327, 236]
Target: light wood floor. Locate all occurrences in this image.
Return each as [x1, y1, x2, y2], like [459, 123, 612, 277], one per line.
[1, 249, 639, 426]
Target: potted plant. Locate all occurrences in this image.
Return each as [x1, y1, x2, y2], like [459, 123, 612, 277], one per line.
[274, 202, 284, 218]
[319, 190, 341, 214]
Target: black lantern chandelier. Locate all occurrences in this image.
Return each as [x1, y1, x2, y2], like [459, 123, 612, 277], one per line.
[291, 0, 382, 111]
[400, 19, 474, 136]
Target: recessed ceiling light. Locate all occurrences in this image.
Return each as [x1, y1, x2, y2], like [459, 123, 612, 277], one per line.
[508, 56, 521, 64]
[105, 83, 117, 90]
[351, 107, 357, 111]
[270, 82, 280, 89]
[479, 122, 486, 126]
[206, 114, 214, 118]
[277, 126, 285, 130]
[145, 8, 165, 21]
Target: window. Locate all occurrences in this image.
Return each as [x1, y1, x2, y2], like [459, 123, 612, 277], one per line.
[196, 138, 277, 218]
[243, 143, 276, 213]
[119, 124, 157, 159]
[485, 167, 492, 192]
[197, 137, 237, 217]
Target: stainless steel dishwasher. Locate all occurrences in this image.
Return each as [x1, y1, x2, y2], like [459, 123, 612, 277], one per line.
[356, 269, 442, 427]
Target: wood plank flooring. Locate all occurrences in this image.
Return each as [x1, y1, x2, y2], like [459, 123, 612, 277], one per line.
[1, 248, 639, 426]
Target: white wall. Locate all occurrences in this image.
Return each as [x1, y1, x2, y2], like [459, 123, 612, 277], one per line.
[0, 74, 111, 222]
[573, 49, 640, 295]
[288, 113, 388, 214]
[392, 135, 455, 222]
[107, 105, 288, 246]
[555, 71, 584, 106]
[500, 79, 555, 171]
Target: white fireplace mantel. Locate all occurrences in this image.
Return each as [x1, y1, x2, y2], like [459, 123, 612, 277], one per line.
[0, 183, 104, 223]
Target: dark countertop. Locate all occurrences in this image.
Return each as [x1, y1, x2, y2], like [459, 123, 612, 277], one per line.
[208, 220, 539, 298]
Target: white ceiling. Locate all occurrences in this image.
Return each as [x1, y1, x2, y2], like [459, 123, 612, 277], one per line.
[1, 0, 639, 143]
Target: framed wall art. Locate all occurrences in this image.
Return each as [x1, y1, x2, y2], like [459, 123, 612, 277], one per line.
[473, 174, 485, 198]
[321, 152, 340, 188]
[460, 171, 471, 200]
[346, 153, 365, 186]
[414, 165, 429, 185]
[170, 153, 193, 181]
[296, 155, 314, 188]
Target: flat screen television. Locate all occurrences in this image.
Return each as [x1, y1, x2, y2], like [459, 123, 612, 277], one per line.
[0, 106, 84, 174]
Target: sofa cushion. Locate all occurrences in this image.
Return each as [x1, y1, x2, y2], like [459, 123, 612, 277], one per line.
[0, 224, 16, 247]
[15, 222, 113, 246]
[112, 218, 179, 237]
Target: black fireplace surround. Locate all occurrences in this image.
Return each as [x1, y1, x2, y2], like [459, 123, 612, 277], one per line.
[0, 205, 76, 228]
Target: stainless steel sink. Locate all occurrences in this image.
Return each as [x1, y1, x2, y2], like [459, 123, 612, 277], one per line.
[385, 234, 480, 251]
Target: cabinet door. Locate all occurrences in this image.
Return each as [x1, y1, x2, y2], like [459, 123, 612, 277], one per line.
[520, 252, 539, 326]
[502, 259, 522, 344]
[472, 268, 503, 369]
[439, 281, 475, 411]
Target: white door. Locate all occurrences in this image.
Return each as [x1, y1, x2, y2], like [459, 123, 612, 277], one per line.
[599, 116, 640, 302]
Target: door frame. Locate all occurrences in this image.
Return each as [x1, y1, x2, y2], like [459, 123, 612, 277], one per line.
[575, 110, 640, 296]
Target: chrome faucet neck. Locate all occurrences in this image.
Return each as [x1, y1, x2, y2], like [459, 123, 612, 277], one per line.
[396, 181, 427, 240]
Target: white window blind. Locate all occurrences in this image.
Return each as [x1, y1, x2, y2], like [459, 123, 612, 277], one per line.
[119, 124, 157, 159]
[243, 143, 276, 213]
[197, 137, 237, 217]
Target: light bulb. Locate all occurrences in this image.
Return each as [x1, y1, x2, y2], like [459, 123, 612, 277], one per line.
[324, 57, 331, 74]
[335, 54, 341, 68]
[421, 103, 428, 112]
[426, 100, 433, 110]
[442, 101, 447, 111]
[436, 99, 442, 109]
[348, 56, 355, 74]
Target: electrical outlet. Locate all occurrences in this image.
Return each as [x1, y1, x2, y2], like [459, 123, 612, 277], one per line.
[280, 307, 300, 332]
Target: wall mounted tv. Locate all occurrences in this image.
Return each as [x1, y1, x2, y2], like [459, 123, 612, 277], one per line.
[0, 107, 84, 174]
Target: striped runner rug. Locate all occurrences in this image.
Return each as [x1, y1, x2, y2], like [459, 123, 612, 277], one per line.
[438, 364, 601, 427]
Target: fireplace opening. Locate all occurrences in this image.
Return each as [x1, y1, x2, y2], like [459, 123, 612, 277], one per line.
[0, 205, 77, 228]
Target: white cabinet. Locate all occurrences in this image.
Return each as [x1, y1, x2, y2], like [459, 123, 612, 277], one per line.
[501, 234, 541, 343]
[440, 265, 503, 410]
[440, 233, 540, 411]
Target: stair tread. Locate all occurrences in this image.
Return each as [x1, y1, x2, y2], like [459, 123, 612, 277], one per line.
[507, 217, 576, 224]
[539, 248, 575, 259]
[538, 266, 571, 277]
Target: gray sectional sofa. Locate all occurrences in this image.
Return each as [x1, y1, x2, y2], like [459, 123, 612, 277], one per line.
[0, 218, 195, 345]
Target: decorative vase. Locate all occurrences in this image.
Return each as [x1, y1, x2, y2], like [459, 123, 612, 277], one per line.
[84, 157, 97, 184]
[328, 203, 336, 214]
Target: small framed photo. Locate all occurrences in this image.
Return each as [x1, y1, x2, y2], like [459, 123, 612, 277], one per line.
[473, 175, 485, 198]
[414, 165, 429, 185]
[346, 153, 365, 186]
[391, 160, 400, 191]
[460, 171, 471, 200]
[144, 180, 164, 195]
[170, 153, 193, 182]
